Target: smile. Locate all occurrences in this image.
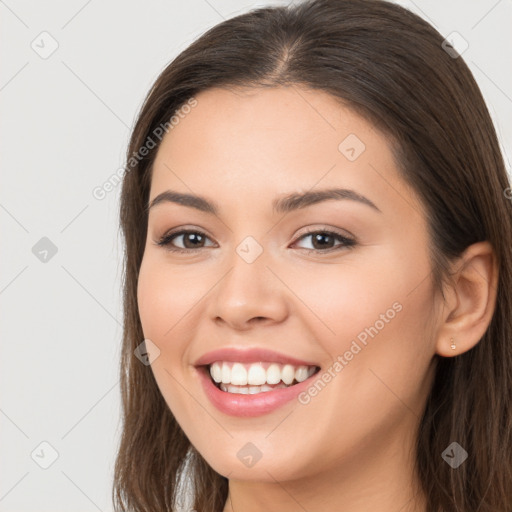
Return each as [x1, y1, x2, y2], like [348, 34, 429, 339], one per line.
[197, 363, 322, 417]
[209, 361, 318, 394]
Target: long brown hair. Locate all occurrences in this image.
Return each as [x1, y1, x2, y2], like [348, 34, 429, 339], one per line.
[113, 1, 512, 510]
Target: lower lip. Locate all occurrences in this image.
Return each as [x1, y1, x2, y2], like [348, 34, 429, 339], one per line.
[196, 366, 318, 417]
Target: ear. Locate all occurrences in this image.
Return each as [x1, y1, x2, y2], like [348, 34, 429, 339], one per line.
[435, 241, 499, 357]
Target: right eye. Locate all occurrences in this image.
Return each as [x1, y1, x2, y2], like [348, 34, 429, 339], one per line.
[155, 229, 216, 253]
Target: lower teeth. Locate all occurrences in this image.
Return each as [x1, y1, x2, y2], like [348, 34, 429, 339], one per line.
[218, 382, 293, 394]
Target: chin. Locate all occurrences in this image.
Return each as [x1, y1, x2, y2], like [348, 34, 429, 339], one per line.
[193, 442, 308, 483]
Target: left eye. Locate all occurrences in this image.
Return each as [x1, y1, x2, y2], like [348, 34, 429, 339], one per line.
[292, 230, 356, 252]
[155, 229, 356, 253]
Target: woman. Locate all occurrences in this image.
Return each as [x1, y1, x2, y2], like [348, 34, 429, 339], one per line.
[113, 0, 512, 510]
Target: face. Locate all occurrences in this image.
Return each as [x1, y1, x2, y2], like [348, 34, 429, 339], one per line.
[137, 86, 439, 483]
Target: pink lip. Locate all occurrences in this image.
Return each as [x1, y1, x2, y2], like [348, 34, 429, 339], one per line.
[196, 366, 319, 417]
[193, 347, 319, 367]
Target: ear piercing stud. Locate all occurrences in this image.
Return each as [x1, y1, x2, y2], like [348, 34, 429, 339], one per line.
[450, 338, 456, 350]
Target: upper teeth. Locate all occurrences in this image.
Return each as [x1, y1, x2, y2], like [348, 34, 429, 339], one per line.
[209, 361, 317, 386]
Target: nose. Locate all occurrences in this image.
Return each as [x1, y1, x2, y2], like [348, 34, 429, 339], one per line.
[208, 248, 289, 331]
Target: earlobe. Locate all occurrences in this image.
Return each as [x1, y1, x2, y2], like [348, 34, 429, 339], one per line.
[435, 241, 498, 358]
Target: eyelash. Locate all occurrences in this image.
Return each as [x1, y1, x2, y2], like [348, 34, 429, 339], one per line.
[155, 227, 356, 254]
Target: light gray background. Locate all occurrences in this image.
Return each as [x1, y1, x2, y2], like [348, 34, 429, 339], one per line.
[1, 1, 511, 511]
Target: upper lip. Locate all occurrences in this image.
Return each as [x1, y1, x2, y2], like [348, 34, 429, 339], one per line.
[194, 347, 319, 367]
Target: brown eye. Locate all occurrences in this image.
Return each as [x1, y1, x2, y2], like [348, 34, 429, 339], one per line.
[179, 232, 206, 249]
[293, 230, 356, 253]
[156, 230, 215, 252]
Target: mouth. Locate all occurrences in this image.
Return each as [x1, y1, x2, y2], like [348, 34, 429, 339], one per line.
[202, 361, 321, 395]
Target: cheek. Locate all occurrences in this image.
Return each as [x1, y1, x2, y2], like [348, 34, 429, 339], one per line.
[287, 281, 435, 471]
[325, 268, 436, 415]
[136, 256, 203, 425]
[137, 255, 204, 340]
[284, 251, 425, 357]
[293, 247, 436, 414]
[136, 256, 197, 393]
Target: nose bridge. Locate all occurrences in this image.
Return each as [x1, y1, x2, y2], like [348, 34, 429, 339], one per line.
[209, 234, 288, 328]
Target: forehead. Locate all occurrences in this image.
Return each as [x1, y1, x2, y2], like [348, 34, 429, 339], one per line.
[149, 86, 424, 219]
[165, 85, 375, 150]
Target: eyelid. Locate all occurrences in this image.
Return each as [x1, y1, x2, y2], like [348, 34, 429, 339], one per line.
[294, 224, 356, 241]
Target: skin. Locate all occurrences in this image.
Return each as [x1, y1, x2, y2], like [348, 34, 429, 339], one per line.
[137, 86, 498, 512]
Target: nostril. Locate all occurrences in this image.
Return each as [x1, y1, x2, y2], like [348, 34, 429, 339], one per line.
[249, 317, 269, 325]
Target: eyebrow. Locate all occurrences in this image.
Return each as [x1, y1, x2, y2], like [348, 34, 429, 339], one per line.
[147, 188, 381, 215]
